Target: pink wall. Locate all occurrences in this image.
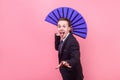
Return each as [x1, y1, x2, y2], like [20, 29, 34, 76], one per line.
[1, 0, 120, 80]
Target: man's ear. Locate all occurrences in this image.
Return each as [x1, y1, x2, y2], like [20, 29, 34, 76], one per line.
[69, 26, 72, 32]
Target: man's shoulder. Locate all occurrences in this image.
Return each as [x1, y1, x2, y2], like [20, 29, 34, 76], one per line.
[68, 34, 78, 43]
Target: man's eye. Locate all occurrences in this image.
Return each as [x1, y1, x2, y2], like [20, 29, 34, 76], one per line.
[58, 25, 60, 28]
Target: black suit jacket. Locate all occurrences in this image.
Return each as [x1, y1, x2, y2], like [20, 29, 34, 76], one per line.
[55, 33, 84, 80]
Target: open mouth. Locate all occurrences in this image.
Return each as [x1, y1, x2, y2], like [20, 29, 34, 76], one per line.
[59, 32, 65, 35]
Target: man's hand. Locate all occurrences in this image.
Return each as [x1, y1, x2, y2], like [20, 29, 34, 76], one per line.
[55, 61, 72, 69]
[55, 32, 60, 36]
[55, 31, 65, 40]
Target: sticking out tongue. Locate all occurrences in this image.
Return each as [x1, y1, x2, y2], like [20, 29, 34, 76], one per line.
[60, 32, 65, 38]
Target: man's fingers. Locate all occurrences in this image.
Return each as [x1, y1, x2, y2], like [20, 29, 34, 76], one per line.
[62, 61, 66, 65]
[62, 61, 72, 68]
[55, 61, 72, 69]
[55, 62, 63, 69]
[66, 65, 72, 68]
[64, 63, 72, 68]
[55, 33, 60, 36]
[55, 65, 60, 69]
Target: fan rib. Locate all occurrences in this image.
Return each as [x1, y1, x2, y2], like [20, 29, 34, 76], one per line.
[57, 9, 61, 18]
[71, 13, 79, 22]
[73, 30, 86, 34]
[69, 10, 74, 20]
[73, 27, 86, 30]
[66, 8, 69, 18]
[52, 12, 58, 20]
[72, 17, 83, 25]
[72, 22, 85, 27]
[48, 15, 57, 23]
[62, 8, 64, 18]
[73, 33, 86, 39]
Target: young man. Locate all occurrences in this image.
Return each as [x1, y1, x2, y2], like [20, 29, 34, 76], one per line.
[55, 18, 84, 80]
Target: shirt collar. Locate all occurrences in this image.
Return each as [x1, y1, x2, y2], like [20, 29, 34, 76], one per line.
[62, 33, 70, 42]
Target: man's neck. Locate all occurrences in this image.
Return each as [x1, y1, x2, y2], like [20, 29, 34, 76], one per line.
[62, 33, 70, 42]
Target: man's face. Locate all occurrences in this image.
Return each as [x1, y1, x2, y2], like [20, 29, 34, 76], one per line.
[57, 20, 71, 38]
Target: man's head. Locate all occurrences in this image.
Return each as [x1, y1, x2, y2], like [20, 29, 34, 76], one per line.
[57, 18, 72, 39]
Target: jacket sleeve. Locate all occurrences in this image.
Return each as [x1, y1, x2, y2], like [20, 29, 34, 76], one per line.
[55, 34, 60, 51]
[66, 40, 80, 67]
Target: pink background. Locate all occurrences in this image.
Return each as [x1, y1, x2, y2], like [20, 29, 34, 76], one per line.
[1, 0, 120, 80]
